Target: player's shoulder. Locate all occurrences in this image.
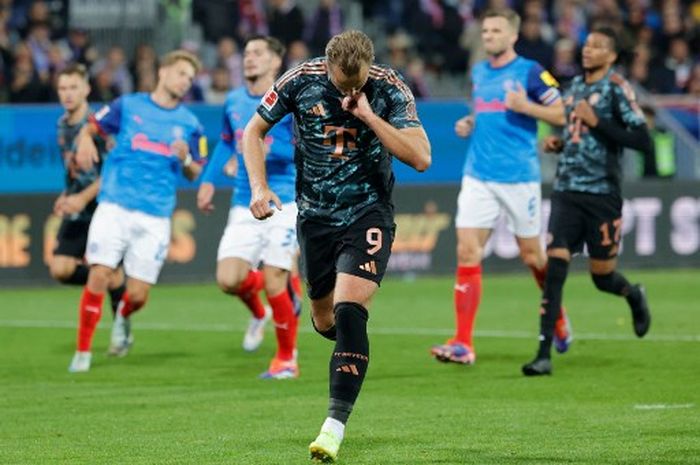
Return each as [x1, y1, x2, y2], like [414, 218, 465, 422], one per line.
[608, 71, 633, 91]
[368, 64, 410, 90]
[276, 57, 327, 90]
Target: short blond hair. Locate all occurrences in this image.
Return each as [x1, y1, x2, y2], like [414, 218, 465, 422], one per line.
[159, 49, 202, 74]
[482, 8, 521, 32]
[325, 30, 374, 75]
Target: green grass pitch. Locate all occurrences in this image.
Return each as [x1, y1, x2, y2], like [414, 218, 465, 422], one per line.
[2, 269, 699, 464]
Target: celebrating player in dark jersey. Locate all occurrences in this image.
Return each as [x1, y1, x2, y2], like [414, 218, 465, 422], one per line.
[243, 30, 431, 463]
[51, 64, 125, 314]
[522, 28, 653, 377]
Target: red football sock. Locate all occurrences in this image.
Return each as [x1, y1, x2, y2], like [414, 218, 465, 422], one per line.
[529, 265, 546, 290]
[118, 292, 146, 318]
[236, 269, 266, 319]
[267, 289, 296, 361]
[77, 287, 104, 352]
[290, 272, 302, 297]
[453, 265, 482, 348]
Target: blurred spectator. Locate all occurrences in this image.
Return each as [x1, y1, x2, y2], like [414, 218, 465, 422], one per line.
[91, 46, 133, 95]
[629, 44, 677, 93]
[385, 31, 413, 72]
[516, 16, 554, 69]
[130, 43, 158, 88]
[88, 67, 120, 102]
[686, 63, 700, 96]
[204, 66, 231, 103]
[665, 36, 693, 91]
[62, 28, 98, 67]
[193, 0, 238, 43]
[305, 0, 344, 56]
[554, 0, 587, 46]
[216, 37, 243, 89]
[405, 57, 431, 98]
[286, 39, 309, 67]
[267, 0, 305, 46]
[26, 21, 52, 79]
[237, 0, 268, 42]
[406, 0, 466, 73]
[10, 42, 51, 102]
[551, 38, 580, 87]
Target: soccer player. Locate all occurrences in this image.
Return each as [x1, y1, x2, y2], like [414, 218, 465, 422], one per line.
[430, 8, 571, 366]
[68, 50, 206, 373]
[522, 27, 652, 376]
[197, 36, 301, 379]
[51, 64, 125, 312]
[243, 30, 431, 463]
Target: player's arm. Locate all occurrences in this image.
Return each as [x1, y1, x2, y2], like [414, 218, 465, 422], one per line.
[197, 139, 233, 213]
[60, 178, 101, 215]
[505, 66, 566, 126]
[343, 91, 431, 172]
[242, 113, 282, 219]
[76, 99, 123, 171]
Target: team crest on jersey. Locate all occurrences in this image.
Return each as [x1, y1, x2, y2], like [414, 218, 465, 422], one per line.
[172, 126, 184, 139]
[588, 93, 601, 106]
[540, 70, 559, 87]
[262, 88, 278, 110]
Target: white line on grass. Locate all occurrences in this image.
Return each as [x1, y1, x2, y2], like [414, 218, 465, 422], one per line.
[634, 403, 695, 410]
[1, 319, 699, 343]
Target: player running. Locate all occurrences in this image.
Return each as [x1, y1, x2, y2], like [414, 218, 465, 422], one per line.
[197, 36, 301, 379]
[522, 28, 652, 376]
[68, 50, 207, 373]
[243, 30, 431, 463]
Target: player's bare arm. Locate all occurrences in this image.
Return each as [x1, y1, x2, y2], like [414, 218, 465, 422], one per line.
[75, 122, 100, 171]
[505, 82, 566, 126]
[455, 115, 475, 138]
[60, 179, 101, 216]
[170, 139, 201, 181]
[196, 182, 215, 213]
[542, 135, 564, 153]
[342, 92, 431, 172]
[242, 113, 282, 219]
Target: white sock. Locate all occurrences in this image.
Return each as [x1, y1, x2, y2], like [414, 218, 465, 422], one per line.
[321, 417, 345, 441]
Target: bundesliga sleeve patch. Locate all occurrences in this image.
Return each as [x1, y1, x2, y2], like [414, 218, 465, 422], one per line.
[540, 70, 559, 88]
[261, 88, 279, 111]
[198, 135, 208, 157]
[95, 105, 110, 121]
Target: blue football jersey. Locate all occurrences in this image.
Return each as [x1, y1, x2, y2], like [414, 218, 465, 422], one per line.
[201, 87, 295, 206]
[464, 56, 560, 183]
[93, 93, 206, 217]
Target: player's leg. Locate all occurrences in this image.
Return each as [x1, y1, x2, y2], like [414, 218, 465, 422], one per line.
[216, 207, 270, 350]
[69, 203, 126, 372]
[431, 176, 497, 364]
[50, 218, 90, 284]
[108, 209, 170, 357]
[586, 198, 650, 337]
[522, 192, 584, 376]
[309, 207, 393, 463]
[107, 266, 126, 317]
[259, 203, 300, 378]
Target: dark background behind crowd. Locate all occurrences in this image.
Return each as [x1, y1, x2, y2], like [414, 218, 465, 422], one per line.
[0, 0, 699, 104]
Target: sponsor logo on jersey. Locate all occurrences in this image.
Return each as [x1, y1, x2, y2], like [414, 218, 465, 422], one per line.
[262, 88, 278, 110]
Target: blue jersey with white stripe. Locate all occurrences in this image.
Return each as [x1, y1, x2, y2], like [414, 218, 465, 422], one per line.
[464, 56, 560, 183]
[94, 93, 206, 217]
[202, 87, 295, 207]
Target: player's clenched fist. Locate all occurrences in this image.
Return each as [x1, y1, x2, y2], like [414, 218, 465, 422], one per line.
[542, 135, 564, 153]
[454, 115, 475, 138]
[249, 186, 282, 220]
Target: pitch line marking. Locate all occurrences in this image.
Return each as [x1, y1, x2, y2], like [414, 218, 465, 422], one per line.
[633, 403, 695, 410]
[0, 319, 699, 343]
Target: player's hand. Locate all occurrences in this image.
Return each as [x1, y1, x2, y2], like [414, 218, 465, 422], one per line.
[342, 91, 374, 122]
[61, 193, 88, 215]
[250, 186, 282, 220]
[76, 135, 98, 171]
[53, 193, 67, 216]
[224, 156, 239, 177]
[542, 135, 564, 153]
[197, 182, 215, 214]
[170, 140, 190, 162]
[454, 115, 474, 138]
[504, 81, 529, 113]
[573, 100, 598, 127]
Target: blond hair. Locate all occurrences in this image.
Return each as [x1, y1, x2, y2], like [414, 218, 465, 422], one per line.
[325, 30, 374, 75]
[159, 49, 202, 74]
[482, 8, 521, 32]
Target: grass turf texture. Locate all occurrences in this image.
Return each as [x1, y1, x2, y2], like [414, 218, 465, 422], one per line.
[1, 269, 699, 464]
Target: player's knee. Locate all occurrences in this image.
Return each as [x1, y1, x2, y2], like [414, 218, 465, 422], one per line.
[49, 262, 72, 282]
[126, 288, 149, 310]
[216, 274, 242, 295]
[519, 249, 540, 268]
[456, 241, 481, 265]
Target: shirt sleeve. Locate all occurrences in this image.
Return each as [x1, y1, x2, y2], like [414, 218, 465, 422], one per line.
[200, 111, 234, 184]
[91, 97, 123, 136]
[384, 70, 422, 129]
[526, 63, 561, 106]
[187, 124, 208, 163]
[256, 79, 295, 125]
[611, 78, 646, 128]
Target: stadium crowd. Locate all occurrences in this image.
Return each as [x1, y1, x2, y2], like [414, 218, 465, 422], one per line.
[0, 0, 699, 103]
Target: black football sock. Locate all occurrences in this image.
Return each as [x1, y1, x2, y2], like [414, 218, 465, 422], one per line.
[536, 257, 569, 360]
[312, 316, 337, 341]
[591, 271, 633, 297]
[109, 281, 127, 316]
[63, 264, 89, 285]
[328, 302, 369, 425]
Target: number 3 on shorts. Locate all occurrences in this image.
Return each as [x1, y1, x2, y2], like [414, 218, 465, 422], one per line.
[366, 227, 382, 255]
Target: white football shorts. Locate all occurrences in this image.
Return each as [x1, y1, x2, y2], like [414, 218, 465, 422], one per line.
[455, 175, 541, 237]
[86, 201, 171, 284]
[217, 202, 298, 271]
